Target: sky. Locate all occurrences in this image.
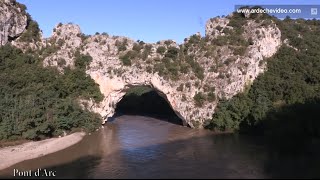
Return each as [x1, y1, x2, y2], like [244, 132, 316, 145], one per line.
[17, 0, 320, 44]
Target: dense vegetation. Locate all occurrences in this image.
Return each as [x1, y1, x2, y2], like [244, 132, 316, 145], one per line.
[206, 15, 320, 152]
[18, 16, 41, 43]
[0, 45, 103, 141]
[13, 0, 41, 43]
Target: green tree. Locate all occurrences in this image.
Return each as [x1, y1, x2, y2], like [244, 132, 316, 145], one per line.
[0, 45, 103, 141]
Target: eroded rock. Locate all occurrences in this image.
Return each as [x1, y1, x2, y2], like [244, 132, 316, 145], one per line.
[0, 0, 27, 45]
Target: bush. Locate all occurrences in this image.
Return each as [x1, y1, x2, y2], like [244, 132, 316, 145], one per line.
[74, 51, 93, 69]
[164, 40, 172, 46]
[141, 45, 152, 60]
[146, 66, 152, 73]
[119, 49, 137, 66]
[188, 34, 201, 44]
[185, 55, 204, 80]
[132, 43, 142, 52]
[101, 32, 109, 36]
[222, 28, 231, 34]
[57, 39, 64, 47]
[180, 63, 189, 74]
[224, 57, 236, 66]
[233, 46, 246, 56]
[177, 84, 184, 91]
[165, 47, 179, 60]
[115, 39, 127, 52]
[207, 91, 216, 102]
[194, 92, 206, 107]
[213, 36, 228, 46]
[182, 94, 187, 101]
[124, 50, 138, 59]
[216, 25, 223, 31]
[185, 82, 191, 88]
[120, 55, 131, 66]
[57, 58, 66, 67]
[19, 19, 41, 42]
[156, 46, 166, 54]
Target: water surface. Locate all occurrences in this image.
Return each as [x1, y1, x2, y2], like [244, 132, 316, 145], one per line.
[0, 115, 272, 178]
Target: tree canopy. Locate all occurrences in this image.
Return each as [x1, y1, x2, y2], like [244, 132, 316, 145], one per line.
[0, 45, 103, 141]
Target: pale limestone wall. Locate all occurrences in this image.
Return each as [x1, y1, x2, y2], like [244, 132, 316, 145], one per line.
[0, 1, 282, 128]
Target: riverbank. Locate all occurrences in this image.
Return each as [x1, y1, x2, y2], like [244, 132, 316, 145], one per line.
[0, 132, 86, 171]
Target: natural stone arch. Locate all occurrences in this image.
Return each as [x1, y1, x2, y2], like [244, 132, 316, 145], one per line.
[112, 85, 187, 126]
[83, 71, 189, 127]
[38, 19, 281, 129]
[0, 1, 284, 129]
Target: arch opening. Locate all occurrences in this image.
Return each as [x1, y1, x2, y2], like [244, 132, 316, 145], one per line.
[111, 86, 184, 126]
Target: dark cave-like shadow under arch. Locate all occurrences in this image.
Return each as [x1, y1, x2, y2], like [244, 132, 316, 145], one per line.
[110, 86, 185, 126]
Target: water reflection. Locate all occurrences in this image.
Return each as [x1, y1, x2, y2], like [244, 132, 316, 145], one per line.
[1, 115, 269, 179]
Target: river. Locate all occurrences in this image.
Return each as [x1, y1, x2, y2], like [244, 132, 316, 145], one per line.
[0, 115, 295, 178]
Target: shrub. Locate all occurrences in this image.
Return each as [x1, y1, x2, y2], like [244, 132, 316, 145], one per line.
[195, 81, 200, 87]
[207, 91, 216, 102]
[185, 82, 191, 88]
[180, 63, 189, 74]
[119, 50, 137, 66]
[233, 46, 247, 56]
[74, 51, 93, 69]
[177, 84, 184, 91]
[164, 40, 172, 46]
[101, 32, 109, 36]
[188, 34, 201, 44]
[125, 50, 138, 59]
[115, 39, 127, 52]
[120, 56, 131, 66]
[146, 66, 152, 73]
[218, 73, 225, 79]
[182, 94, 187, 101]
[57, 58, 66, 67]
[213, 36, 228, 46]
[132, 43, 142, 52]
[19, 19, 41, 42]
[156, 46, 166, 54]
[216, 25, 223, 31]
[145, 44, 152, 52]
[222, 28, 231, 34]
[57, 39, 64, 47]
[194, 92, 206, 107]
[165, 47, 179, 60]
[224, 57, 236, 66]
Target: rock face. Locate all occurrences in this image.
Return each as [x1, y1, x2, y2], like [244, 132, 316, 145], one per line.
[43, 23, 82, 71]
[41, 19, 281, 128]
[0, 1, 282, 128]
[0, 0, 27, 45]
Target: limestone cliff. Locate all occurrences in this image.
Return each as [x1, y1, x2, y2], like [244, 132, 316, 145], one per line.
[0, 0, 27, 45]
[1, 1, 282, 128]
[40, 19, 281, 128]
